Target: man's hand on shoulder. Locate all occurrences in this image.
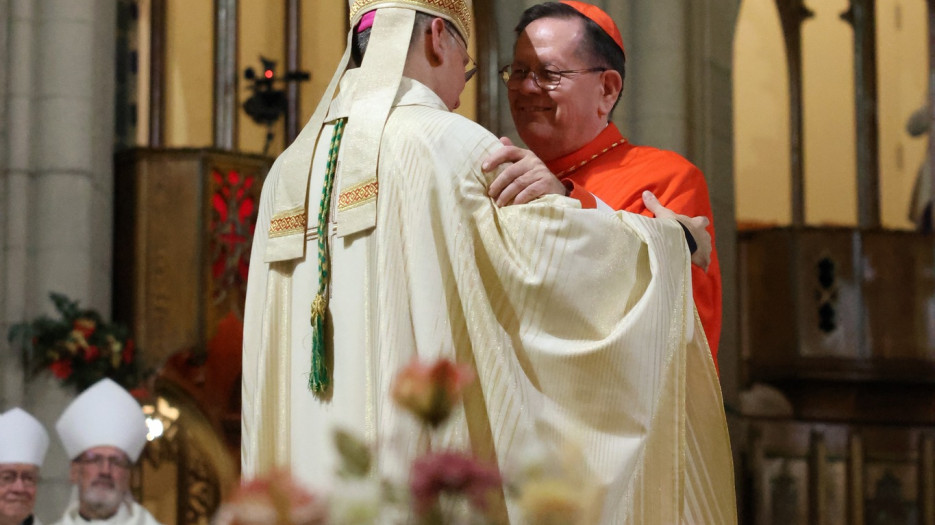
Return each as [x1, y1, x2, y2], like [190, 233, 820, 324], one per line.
[642, 190, 712, 272]
[483, 137, 566, 206]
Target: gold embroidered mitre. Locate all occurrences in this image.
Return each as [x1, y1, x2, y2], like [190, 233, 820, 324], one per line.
[349, 0, 472, 41]
[264, 0, 473, 263]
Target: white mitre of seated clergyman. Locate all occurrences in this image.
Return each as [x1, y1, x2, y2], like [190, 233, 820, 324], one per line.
[55, 378, 148, 461]
[0, 408, 50, 466]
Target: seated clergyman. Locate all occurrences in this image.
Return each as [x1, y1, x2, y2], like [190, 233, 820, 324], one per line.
[51, 379, 163, 525]
[0, 408, 50, 525]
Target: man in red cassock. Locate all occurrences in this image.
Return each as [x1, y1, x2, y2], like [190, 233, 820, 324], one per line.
[485, 1, 723, 366]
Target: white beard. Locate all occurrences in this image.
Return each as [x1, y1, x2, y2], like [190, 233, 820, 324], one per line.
[80, 484, 124, 518]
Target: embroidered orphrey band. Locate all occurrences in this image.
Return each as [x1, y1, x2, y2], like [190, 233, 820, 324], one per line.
[268, 208, 305, 238]
[337, 180, 379, 211]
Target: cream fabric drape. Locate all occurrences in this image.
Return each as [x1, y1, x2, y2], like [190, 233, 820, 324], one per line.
[242, 73, 736, 523]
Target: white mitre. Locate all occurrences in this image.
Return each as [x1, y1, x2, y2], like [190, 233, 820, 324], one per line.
[55, 378, 148, 461]
[0, 408, 50, 466]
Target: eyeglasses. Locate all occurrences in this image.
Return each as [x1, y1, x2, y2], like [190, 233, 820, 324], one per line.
[499, 65, 608, 91]
[444, 22, 478, 82]
[74, 453, 132, 470]
[0, 470, 39, 488]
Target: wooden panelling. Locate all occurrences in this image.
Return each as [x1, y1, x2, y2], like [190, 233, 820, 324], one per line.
[741, 227, 935, 392]
[739, 221, 935, 499]
[862, 231, 935, 360]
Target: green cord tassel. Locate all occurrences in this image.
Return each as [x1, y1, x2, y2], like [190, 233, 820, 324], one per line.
[309, 118, 346, 393]
[309, 294, 328, 392]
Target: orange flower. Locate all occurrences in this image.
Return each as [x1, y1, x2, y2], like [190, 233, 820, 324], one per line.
[60, 338, 79, 355]
[69, 331, 89, 351]
[391, 358, 474, 427]
[72, 318, 96, 338]
[216, 470, 327, 525]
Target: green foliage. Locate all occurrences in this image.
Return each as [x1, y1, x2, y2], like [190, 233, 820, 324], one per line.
[334, 427, 373, 478]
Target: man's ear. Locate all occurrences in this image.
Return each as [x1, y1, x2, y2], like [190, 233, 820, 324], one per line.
[428, 17, 448, 66]
[69, 462, 79, 483]
[598, 70, 623, 116]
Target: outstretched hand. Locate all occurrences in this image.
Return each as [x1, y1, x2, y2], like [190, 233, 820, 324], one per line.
[642, 190, 712, 272]
[483, 137, 566, 206]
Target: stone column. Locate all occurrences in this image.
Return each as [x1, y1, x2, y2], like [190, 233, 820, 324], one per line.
[685, 0, 742, 517]
[1, 0, 37, 413]
[33, 0, 115, 314]
[621, 0, 690, 153]
[1, 0, 117, 520]
[0, 0, 8, 411]
[684, 0, 740, 396]
[491, 1, 525, 138]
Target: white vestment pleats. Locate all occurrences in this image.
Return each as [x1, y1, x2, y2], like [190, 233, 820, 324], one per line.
[242, 73, 736, 523]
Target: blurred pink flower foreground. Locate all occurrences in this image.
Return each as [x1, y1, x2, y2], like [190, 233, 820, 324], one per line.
[391, 358, 474, 427]
[410, 451, 502, 517]
[215, 470, 327, 525]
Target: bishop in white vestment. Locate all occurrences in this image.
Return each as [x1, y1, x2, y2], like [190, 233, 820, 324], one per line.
[51, 380, 163, 525]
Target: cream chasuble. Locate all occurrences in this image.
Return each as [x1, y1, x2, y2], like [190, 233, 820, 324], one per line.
[242, 73, 736, 523]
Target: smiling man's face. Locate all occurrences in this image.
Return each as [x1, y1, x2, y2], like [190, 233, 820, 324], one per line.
[70, 446, 132, 520]
[0, 464, 39, 525]
[508, 16, 612, 162]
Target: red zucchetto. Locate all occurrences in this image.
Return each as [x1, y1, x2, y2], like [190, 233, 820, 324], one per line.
[560, 0, 625, 55]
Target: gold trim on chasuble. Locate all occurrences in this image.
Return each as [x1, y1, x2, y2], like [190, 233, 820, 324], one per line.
[269, 208, 306, 238]
[337, 180, 380, 211]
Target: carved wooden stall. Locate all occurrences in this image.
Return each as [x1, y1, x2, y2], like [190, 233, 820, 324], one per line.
[744, 420, 935, 525]
[739, 1, 935, 523]
[113, 148, 270, 524]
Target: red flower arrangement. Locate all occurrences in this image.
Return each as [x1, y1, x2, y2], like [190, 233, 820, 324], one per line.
[7, 293, 144, 393]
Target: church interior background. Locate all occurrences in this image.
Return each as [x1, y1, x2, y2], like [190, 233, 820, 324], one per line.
[1, 0, 933, 523]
